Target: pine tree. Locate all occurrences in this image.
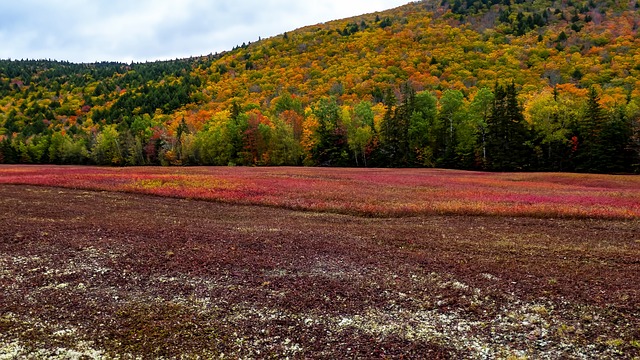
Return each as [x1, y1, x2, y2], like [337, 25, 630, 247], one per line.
[395, 83, 415, 165]
[575, 87, 606, 172]
[598, 107, 634, 173]
[486, 82, 532, 170]
[378, 84, 417, 166]
[378, 89, 401, 166]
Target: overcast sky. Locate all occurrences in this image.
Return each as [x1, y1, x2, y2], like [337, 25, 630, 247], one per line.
[0, 1, 409, 64]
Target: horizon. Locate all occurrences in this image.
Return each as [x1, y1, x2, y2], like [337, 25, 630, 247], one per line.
[0, 1, 409, 64]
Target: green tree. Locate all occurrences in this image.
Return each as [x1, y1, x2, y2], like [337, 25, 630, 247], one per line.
[130, 115, 153, 141]
[525, 89, 574, 171]
[92, 125, 123, 165]
[575, 87, 606, 172]
[455, 114, 478, 169]
[379, 85, 416, 166]
[194, 120, 231, 165]
[268, 118, 303, 165]
[378, 89, 400, 166]
[122, 130, 145, 166]
[0, 137, 18, 163]
[48, 132, 66, 164]
[626, 100, 640, 172]
[469, 87, 494, 167]
[486, 82, 532, 170]
[598, 107, 634, 173]
[28, 136, 50, 163]
[311, 97, 349, 166]
[61, 137, 89, 164]
[436, 89, 465, 167]
[273, 92, 303, 115]
[344, 101, 375, 166]
[226, 103, 249, 165]
[175, 117, 189, 163]
[408, 91, 438, 166]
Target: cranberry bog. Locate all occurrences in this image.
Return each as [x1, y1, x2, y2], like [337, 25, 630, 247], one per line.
[0, 166, 639, 358]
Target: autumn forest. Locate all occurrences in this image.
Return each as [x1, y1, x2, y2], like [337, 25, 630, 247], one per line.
[3, 1, 640, 357]
[1, 0, 640, 173]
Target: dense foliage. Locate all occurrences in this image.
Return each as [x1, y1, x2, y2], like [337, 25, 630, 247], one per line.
[1, 0, 639, 172]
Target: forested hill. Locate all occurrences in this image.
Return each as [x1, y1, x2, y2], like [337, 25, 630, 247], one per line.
[1, 0, 639, 172]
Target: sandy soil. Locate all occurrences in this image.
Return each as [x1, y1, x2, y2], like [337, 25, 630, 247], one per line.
[1, 184, 639, 359]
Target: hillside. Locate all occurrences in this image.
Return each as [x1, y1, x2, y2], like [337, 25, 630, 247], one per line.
[1, 0, 639, 172]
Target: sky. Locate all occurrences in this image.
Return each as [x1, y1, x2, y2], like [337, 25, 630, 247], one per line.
[0, 0, 409, 64]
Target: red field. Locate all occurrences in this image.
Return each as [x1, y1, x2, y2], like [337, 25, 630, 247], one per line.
[0, 165, 639, 219]
[1, 166, 639, 358]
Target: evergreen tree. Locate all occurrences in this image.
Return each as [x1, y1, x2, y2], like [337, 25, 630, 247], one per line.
[575, 87, 606, 172]
[377, 89, 400, 166]
[227, 102, 249, 165]
[598, 107, 634, 173]
[395, 83, 415, 165]
[311, 97, 349, 166]
[486, 82, 532, 170]
[0, 137, 17, 163]
[378, 84, 415, 166]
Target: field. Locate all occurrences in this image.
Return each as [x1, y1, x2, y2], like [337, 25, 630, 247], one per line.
[0, 165, 639, 219]
[0, 166, 639, 358]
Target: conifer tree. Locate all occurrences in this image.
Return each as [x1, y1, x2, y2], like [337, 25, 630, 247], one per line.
[378, 84, 421, 166]
[378, 89, 401, 166]
[486, 82, 532, 170]
[575, 87, 606, 172]
[597, 107, 634, 173]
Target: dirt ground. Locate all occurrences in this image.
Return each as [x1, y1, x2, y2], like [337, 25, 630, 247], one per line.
[1, 184, 639, 359]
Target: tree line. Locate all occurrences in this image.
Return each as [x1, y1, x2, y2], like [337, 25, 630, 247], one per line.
[1, 82, 638, 173]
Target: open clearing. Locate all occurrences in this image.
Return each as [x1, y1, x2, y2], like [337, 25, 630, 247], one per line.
[1, 183, 639, 359]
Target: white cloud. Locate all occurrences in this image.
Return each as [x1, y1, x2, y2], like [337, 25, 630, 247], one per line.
[0, 0, 409, 63]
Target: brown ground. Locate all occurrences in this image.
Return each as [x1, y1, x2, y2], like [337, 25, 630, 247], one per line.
[0, 184, 639, 359]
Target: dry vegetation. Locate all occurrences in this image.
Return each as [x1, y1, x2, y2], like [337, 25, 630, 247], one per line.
[1, 181, 639, 358]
